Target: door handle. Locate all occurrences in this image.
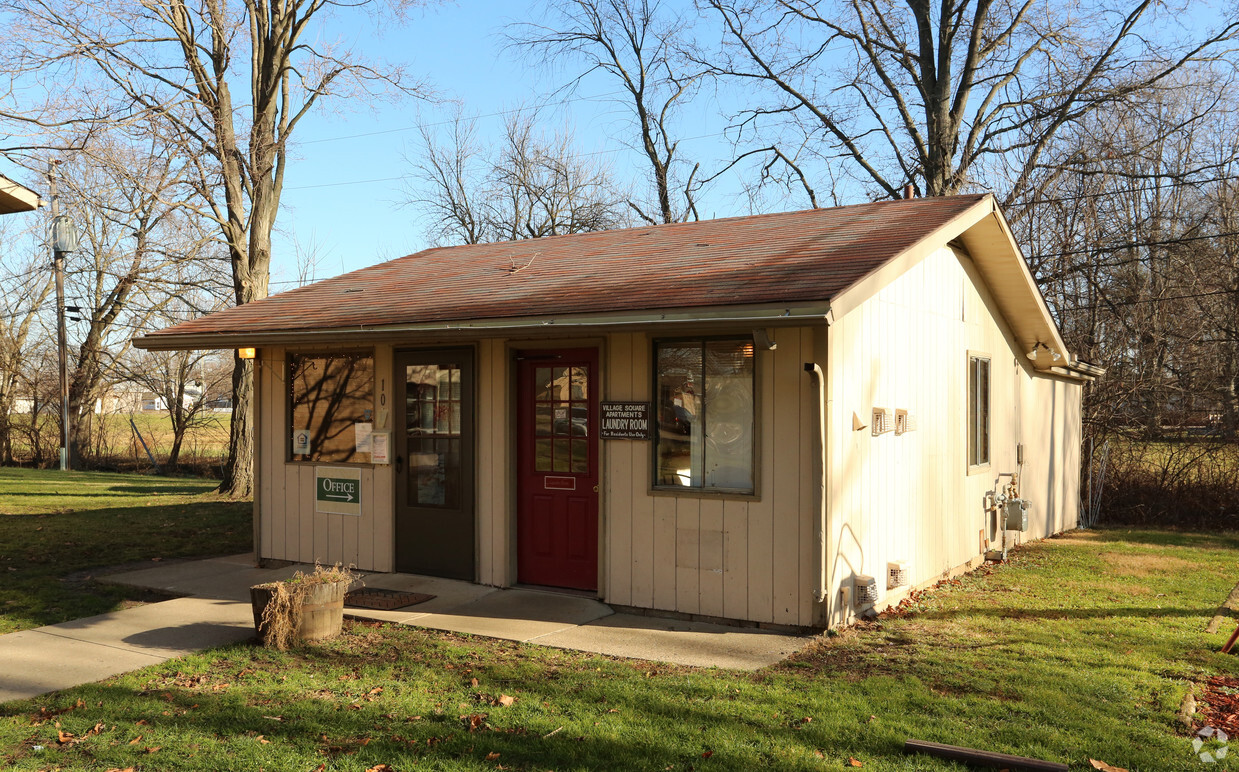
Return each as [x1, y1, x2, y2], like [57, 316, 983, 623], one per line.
[395, 455, 404, 473]
[593, 484, 599, 493]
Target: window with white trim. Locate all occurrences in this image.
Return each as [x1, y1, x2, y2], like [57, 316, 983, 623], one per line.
[968, 355, 991, 467]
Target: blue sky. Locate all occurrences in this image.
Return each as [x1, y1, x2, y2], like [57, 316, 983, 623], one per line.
[270, 0, 750, 289]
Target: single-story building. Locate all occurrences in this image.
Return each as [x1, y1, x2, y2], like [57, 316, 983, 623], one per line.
[135, 193, 1099, 630]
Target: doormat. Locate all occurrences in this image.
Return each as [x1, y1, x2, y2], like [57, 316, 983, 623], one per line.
[345, 588, 437, 611]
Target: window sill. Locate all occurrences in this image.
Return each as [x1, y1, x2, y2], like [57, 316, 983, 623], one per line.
[967, 462, 991, 476]
[649, 486, 759, 502]
[286, 459, 376, 468]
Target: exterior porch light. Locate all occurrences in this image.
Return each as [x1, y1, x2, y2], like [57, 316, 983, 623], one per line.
[238, 347, 257, 360]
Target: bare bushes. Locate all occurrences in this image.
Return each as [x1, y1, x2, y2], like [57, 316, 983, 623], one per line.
[1089, 438, 1239, 529]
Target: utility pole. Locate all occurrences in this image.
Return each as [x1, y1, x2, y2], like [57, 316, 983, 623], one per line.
[48, 161, 77, 472]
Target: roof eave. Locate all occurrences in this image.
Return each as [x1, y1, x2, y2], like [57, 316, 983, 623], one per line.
[132, 301, 835, 351]
[827, 194, 1075, 375]
[0, 176, 42, 215]
[958, 202, 1072, 371]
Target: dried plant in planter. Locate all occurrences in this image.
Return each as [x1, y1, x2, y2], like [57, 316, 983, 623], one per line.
[251, 562, 361, 650]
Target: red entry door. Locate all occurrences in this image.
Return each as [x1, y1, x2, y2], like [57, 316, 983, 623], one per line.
[516, 349, 599, 591]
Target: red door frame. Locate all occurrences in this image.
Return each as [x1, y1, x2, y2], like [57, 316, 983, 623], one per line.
[515, 348, 600, 591]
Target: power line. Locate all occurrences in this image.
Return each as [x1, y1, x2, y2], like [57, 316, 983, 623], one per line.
[1012, 172, 1237, 208]
[1055, 287, 1236, 312]
[298, 90, 630, 146]
[1033, 228, 1239, 261]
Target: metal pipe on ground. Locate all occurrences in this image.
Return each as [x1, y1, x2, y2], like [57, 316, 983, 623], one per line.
[904, 739, 1068, 772]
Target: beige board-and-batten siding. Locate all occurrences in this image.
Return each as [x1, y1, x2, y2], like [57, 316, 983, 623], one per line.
[825, 244, 1082, 627]
[602, 329, 823, 629]
[254, 329, 825, 628]
[255, 344, 395, 572]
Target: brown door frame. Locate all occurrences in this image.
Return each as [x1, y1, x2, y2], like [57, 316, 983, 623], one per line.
[392, 347, 476, 579]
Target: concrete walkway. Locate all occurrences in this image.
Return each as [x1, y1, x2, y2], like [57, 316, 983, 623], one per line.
[0, 555, 812, 704]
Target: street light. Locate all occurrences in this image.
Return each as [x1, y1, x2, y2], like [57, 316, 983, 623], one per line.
[48, 164, 78, 472]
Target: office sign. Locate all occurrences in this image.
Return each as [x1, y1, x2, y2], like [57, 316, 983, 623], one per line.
[316, 467, 362, 516]
[600, 402, 651, 440]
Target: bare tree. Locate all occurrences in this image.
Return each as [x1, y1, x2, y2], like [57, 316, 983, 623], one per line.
[407, 108, 630, 245]
[696, 0, 1239, 202]
[0, 233, 53, 463]
[118, 346, 231, 470]
[0, 0, 429, 495]
[52, 135, 218, 465]
[510, 0, 703, 224]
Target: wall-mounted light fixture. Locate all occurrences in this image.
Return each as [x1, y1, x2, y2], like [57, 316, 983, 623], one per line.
[237, 347, 257, 360]
[1026, 341, 1062, 363]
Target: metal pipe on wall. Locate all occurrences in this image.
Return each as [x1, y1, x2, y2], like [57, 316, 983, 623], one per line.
[804, 362, 828, 605]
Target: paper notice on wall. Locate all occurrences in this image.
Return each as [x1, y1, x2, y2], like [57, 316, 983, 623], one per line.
[370, 432, 390, 464]
[292, 428, 311, 455]
[354, 422, 373, 454]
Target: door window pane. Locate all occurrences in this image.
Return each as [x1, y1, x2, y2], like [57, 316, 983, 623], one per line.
[531, 361, 591, 474]
[535, 438, 554, 472]
[405, 363, 463, 508]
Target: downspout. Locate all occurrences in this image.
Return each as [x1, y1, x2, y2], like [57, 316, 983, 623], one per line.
[804, 363, 828, 606]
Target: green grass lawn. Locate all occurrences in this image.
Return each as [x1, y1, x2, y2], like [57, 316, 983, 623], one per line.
[0, 468, 252, 634]
[0, 527, 1235, 770]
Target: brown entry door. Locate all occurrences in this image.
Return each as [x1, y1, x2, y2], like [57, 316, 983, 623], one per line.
[516, 349, 599, 591]
[394, 349, 474, 580]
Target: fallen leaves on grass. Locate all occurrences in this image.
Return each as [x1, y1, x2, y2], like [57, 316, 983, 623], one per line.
[33, 698, 85, 723]
[1089, 760, 1129, 772]
[497, 694, 516, 707]
[847, 758, 864, 767]
[485, 751, 501, 760]
[56, 720, 105, 746]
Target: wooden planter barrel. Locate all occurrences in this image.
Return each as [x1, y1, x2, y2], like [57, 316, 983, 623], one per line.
[250, 580, 348, 645]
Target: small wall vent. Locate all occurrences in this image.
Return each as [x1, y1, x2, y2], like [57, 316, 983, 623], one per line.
[895, 409, 915, 435]
[871, 408, 894, 436]
[854, 574, 879, 606]
[887, 561, 910, 589]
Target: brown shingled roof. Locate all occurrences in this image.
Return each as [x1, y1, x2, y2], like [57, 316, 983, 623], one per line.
[143, 194, 991, 343]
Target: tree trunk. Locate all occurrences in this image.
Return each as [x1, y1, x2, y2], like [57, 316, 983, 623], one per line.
[220, 354, 254, 496]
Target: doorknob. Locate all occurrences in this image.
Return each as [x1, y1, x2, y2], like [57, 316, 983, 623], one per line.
[593, 484, 599, 493]
[395, 455, 404, 473]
